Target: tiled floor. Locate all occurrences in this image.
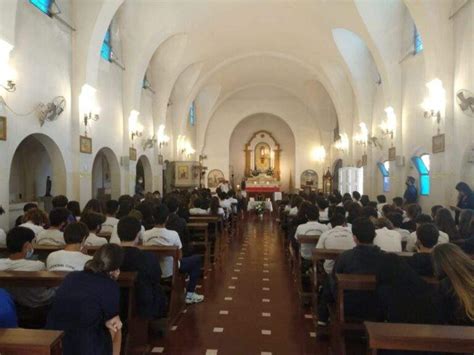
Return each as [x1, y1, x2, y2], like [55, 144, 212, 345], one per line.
[150, 215, 329, 354]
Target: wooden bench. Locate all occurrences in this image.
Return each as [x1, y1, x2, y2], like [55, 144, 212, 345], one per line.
[187, 222, 211, 274]
[364, 321, 474, 354]
[0, 271, 147, 355]
[189, 215, 225, 259]
[0, 328, 64, 355]
[332, 274, 438, 355]
[293, 234, 321, 304]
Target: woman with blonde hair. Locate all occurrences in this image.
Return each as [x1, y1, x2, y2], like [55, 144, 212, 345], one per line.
[432, 243, 474, 325]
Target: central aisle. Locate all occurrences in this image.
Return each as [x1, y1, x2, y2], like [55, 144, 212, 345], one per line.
[151, 215, 328, 354]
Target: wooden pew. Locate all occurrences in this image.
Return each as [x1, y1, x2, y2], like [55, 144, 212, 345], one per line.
[332, 273, 438, 355]
[293, 234, 321, 304]
[189, 215, 224, 258]
[0, 271, 147, 355]
[187, 222, 211, 274]
[364, 321, 474, 354]
[0, 328, 64, 355]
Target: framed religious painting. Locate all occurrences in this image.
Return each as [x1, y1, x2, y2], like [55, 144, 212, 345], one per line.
[129, 147, 137, 161]
[388, 147, 396, 161]
[432, 134, 445, 153]
[0, 116, 6, 141]
[177, 165, 189, 181]
[362, 154, 367, 166]
[80, 135, 92, 154]
[208, 169, 225, 189]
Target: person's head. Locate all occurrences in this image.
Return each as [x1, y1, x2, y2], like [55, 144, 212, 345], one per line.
[193, 198, 204, 209]
[455, 182, 472, 197]
[63, 222, 89, 245]
[116, 200, 133, 219]
[153, 204, 170, 225]
[67, 201, 81, 217]
[166, 197, 179, 213]
[434, 208, 458, 239]
[406, 176, 415, 186]
[432, 243, 474, 321]
[386, 212, 404, 229]
[352, 191, 361, 201]
[360, 195, 370, 206]
[52, 195, 68, 208]
[23, 203, 38, 214]
[84, 244, 124, 280]
[83, 199, 103, 214]
[316, 198, 329, 211]
[105, 200, 119, 216]
[392, 197, 403, 208]
[80, 212, 106, 233]
[362, 206, 378, 220]
[23, 208, 48, 226]
[291, 195, 303, 208]
[305, 204, 319, 221]
[415, 214, 433, 227]
[352, 217, 376, 244]
[377, 195, 386, 204]
[6, 227, 35, 257]
[373, 217, 394, 230]
[117, 216, 141, 243]
[330, 213, 346, 227]
[153, 190, 161, 199]
[416, 223, 439, 250]
[342, 193, 352, 202]
[431, 205, 443, 219]
[49, 208, 70, 228]
[381, 204, 395, 217]
[406, 204, 422, 220]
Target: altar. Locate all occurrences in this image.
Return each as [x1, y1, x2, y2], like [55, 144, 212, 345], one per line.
[245, 173, 280, 200]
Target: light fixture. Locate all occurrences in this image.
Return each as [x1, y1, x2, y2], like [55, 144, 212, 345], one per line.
[157, 124, 170, 149]
[177, 135, 195, 158]
[312, 146, 326, 163]
[380, 107, 396, 141]
[334, 133, 349, 153]
[79, 84, 100, 136]
[422, 79, 445, 134]
[0, 39, 16, 92]
[129, 110, 143, 147]
[354, 122, 369, 146]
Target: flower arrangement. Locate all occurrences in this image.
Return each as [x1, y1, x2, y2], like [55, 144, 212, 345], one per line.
[255, 201, 266, 216]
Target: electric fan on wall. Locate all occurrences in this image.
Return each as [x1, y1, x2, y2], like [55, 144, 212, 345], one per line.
[37, 96, 66, 126]
[456, 89, 474, 118]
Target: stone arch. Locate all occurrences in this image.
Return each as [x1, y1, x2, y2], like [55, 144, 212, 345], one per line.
[91, 147, 121, 200]
[8, 133, 67, 203]
[136, 155, 153, 193]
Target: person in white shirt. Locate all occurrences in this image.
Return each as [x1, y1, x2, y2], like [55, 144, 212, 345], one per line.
[316, 199, 330, 223]
[143, 204, 204, 304]
[218, 180, 230, 193]
[19, 208, 48, 236]
[81, 212, 108, 246]
[101, 200, 119, 234]
[189, 199, 209, 216]
[0, 227, 55, 319]
[0, 228, 6, 246]
[352, 191, 362, 206]
[208, 196, 225, 216]
[295, 205, 329, 261]
[316, 213, 356, 274]
[376, 195, 388, 214]
[386, 212, 411, 243]
[405, 214, 449, 252]
[373, 218, 402, 252]
[36, 208, 69, 246]
[47, 222, 92, 271]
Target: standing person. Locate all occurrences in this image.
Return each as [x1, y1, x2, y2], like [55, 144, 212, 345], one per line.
[403, 176, 418, 205]
[46, 244, 124, 355]
[432, 243, 474, 325]
[451, 182, 474, 224]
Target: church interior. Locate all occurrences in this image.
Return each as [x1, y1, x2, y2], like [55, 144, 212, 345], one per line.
[0, 0, 473, 354]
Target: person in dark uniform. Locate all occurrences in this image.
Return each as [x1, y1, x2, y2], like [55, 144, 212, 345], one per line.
[403, 176, 418, 205]
[450, 182, 474, 224]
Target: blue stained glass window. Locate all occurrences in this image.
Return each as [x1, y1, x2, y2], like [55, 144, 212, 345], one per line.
[412, 155, 430, 195]
[30, 0, 52, 15]
[189, 102, 196, 126]
[101, 27, 112, 61]
[414, 26, 423, 54]
[377, 162, 390, 192]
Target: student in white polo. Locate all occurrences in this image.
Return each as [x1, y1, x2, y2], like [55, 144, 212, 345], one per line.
[295, 205, 329, 262]
[36, 208, 69, 246]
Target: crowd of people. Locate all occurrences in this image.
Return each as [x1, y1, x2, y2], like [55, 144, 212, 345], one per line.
[280, 181, 474, 331]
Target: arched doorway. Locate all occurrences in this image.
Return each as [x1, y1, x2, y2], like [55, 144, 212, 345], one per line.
[9, 133, 67, 203]
[136, 155, 153, 194]
[91, 147, 120, 201]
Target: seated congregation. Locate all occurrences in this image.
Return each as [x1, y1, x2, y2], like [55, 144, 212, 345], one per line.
[0, 189, 242, 354]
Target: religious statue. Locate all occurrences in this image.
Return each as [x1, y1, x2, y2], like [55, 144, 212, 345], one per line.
[255, 142, 271, 171]
[45, 176, 52, 197]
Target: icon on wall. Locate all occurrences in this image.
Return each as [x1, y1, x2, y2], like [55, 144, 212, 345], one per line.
[129, 147, 137, 161]
[432, 134, 445, 154]
[80, 135, 92, 154]
[362, 154, 367, 166]
[0, 116, 6, 141]
[388, 147, 396, 161]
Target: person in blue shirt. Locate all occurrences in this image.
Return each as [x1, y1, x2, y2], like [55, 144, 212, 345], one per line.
[0, 288, 18, 328]
[403, 176, 418, 205]
[46, 244, 124, 355]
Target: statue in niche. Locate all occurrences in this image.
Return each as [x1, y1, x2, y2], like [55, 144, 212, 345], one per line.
[255, 142, 271, 172]
[45, 176, 52, 197]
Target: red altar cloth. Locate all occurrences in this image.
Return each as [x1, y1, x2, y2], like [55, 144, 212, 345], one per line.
[245, 186, 280, 193]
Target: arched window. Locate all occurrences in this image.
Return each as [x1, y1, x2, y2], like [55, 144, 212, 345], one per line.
[377, 160, 390, 192]
[101, 27, 112, 62]
[30, 0, 53, 15]
[189, 101, 196, 126]
[414, 26, 423, 54]
[412, 154, 430, 195]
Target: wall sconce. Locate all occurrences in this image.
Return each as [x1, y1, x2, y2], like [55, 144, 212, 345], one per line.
[177, 135, 195, 158]
[380, 106, 396, 141]
[79, 84, 100, 136]
[0, 39, 16, 93]
[129, 110, 143, 147]
[334, 133, 349, 153]
[422, 79, 445, 134]
[312, 146, 326, 163]
[354, 122, 369, 147]
[157, 124, 170, 149]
